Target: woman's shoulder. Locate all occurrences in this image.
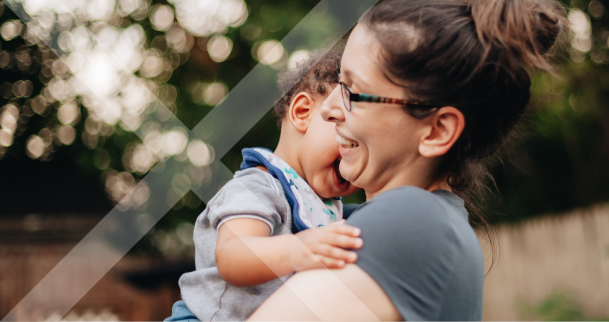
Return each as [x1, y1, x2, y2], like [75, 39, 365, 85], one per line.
[347, 185, 481, 262]
[350, 186, 466, 227]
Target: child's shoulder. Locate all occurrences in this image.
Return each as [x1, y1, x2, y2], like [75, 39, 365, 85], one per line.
[222, 167, 284, 197]
[202, 167, 290, 229]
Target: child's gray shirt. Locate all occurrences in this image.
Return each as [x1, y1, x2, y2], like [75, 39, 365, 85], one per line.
[179, 168, 293, 321]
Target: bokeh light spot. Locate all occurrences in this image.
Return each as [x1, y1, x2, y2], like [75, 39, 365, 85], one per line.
[207, 35, 233, 63]
[57, 102, 80, 125]
[168, 0, 248, 37]
[569, 9, 592, 54]
[187, 140, 213, 167]
[0, 129, 13, 147]
[150, 5, 175, 31]
[288, 50, 310, 70]
[26, 135, 44, 159]
[56, 125, 76, 145]
[203, 82, 228, 106]
[255, 40, 286, 68]
[0, 20, 23, 41]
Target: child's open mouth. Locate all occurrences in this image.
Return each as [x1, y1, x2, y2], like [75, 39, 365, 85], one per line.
[333, 159, 347, 189]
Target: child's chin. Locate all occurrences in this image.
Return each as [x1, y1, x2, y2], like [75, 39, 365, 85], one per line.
[318, 191, 335, 199]
[314, 186, 335, 199]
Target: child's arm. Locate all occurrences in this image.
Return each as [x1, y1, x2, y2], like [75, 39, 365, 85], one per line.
[215, 218, 362, 287]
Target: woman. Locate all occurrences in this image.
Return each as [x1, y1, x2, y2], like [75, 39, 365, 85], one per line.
[249, 0, 565, 320]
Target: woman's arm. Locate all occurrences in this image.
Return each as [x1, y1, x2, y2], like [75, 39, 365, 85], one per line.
[248, 264, 402, 321]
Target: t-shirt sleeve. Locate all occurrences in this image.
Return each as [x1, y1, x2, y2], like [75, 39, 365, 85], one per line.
[346, 187, 460, 321]
[207, 168, 289, 235]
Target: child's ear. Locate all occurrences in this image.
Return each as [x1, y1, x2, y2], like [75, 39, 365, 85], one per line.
[419, 106, 465, 158]
[288, 92, 316, 134]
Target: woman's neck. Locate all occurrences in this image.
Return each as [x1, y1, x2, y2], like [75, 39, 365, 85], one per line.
[364, 167, 451, 201]
[424, 177, 452, 192]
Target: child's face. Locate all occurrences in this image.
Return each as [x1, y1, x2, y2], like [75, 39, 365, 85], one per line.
[298, 95, 361, 199]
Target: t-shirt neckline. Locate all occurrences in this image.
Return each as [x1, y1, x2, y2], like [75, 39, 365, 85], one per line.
[431, 189, 468, 221]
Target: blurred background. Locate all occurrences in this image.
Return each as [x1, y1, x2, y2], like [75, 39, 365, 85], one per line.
[0, 0, 607, 320]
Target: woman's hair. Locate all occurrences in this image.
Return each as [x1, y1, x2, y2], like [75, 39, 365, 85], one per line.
[273, 48, 343, 125]
[360, 0, 565, 268]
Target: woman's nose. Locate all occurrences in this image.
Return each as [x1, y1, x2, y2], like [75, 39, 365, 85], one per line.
[321, 85, 345, 123]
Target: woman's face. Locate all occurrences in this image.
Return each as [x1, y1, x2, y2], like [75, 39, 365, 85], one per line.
[321, 25, 433, 197]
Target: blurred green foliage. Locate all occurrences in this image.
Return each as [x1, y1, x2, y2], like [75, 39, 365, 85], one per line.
[488, 11, 609, 222]
[520, 291, 609, 321]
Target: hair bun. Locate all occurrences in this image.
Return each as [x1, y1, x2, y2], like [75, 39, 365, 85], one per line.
[471, 0, 566, 71]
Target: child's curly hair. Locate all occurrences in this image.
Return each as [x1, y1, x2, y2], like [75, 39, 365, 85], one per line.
[273, 47, 343, 125]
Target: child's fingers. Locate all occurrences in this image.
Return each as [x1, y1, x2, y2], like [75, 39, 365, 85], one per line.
[321, 233, 363, 249]
[314, 244, 358, 263]
[317, 255, 346, 269]
[325, 222, 361, 237]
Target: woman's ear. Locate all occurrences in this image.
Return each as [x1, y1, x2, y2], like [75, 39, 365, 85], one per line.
[288, 92, 316, 133]
[419, 106, 465, 158]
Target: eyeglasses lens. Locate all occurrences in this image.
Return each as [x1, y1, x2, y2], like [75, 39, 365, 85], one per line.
[341, 83, 352, 111]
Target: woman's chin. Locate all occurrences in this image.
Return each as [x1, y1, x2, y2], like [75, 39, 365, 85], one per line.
[338, 163, 356, 185]
[338, 142, 369, 187]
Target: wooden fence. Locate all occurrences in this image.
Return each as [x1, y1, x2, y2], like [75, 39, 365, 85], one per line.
[0, 215, 182, 321]
[480, 203, 609, 320]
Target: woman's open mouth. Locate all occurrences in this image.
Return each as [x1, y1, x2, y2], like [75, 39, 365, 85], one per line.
[336, 134, 359, 148]
[336, 133, 359, 159]
[333, 159, 348, 190]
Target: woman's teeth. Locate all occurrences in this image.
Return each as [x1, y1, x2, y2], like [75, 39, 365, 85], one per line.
[336, 134, 359, 148]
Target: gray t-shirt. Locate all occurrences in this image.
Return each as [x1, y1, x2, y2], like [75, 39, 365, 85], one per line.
[347, 186, 484, 321]
[179, 168, 293, 321]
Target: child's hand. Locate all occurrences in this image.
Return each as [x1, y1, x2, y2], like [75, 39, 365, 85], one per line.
[288, 219, 363, 272]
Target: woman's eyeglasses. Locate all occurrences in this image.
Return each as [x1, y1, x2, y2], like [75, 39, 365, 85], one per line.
[339, 81, 440, 117]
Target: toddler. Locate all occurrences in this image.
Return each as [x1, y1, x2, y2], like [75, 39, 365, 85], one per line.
[166, 47, 362, 322]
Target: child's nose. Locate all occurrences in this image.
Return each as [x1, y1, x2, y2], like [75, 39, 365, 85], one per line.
[320, 86, 345, 123]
